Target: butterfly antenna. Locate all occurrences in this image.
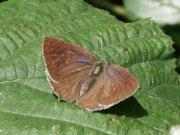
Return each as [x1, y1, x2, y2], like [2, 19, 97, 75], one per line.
[99, 33, 105, 60]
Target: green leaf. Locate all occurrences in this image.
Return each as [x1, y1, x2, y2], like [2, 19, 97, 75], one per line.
[0, 0, 179, 134]
[124, 0, 180, 25]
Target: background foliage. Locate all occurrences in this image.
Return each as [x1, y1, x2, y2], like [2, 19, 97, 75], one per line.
[0, 0, 179, 134]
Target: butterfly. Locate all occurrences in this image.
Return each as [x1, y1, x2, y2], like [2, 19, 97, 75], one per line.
[43, 37, 140, 111]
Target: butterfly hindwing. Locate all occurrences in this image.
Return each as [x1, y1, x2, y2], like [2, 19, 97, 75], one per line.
[50, 66, 92, 102]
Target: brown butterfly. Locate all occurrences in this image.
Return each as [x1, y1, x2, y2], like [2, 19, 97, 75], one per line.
[43, 37, 140, 111]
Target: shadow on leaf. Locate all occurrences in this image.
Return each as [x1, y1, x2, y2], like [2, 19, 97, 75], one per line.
[53, 93, 147, 118]
[99, 96, 147, 118]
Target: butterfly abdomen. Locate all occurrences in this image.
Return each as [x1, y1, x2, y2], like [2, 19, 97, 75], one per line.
[80, 76, 96, 96]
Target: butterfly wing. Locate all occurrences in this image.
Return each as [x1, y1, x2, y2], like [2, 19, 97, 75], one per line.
[77, 64, 139, 111]
[43, 37, 96, 82]
[50, 66, 93, 102]
[43, 37, 96, 102]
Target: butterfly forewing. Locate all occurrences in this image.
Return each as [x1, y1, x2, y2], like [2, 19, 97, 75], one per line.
[98, 64, 139, 105]
[43, 37, 96, 82]
[77, 64, 139, 110]
[43, 37, 96, 102]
